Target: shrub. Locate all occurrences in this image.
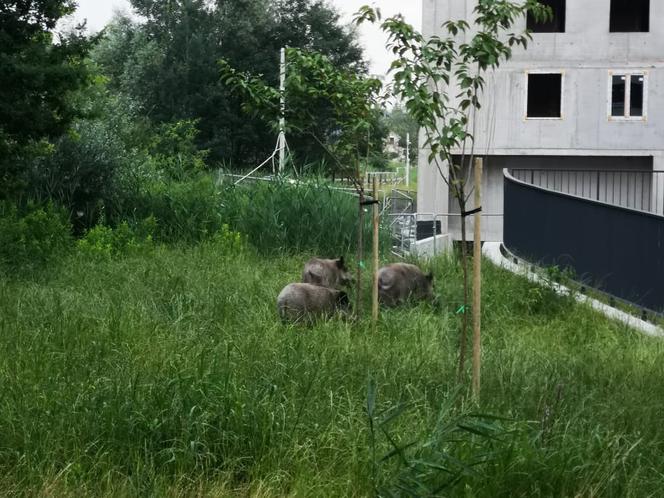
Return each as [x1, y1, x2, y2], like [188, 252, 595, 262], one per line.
[209, 223, 246, 254]
[148, 120, 208, 180]
[0, 202, 71, 272]
[27, 120, 130, 234]
[126, 176, 223, 243]
[77, 218, 156, 259]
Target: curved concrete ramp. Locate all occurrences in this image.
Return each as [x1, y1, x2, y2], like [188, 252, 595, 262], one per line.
[483, 242, 664, 339]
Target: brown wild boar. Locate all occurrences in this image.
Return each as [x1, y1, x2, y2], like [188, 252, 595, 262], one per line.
[377, 263, 434, 307]
[302, 257, 352, 289]
[277, 283, 350, 324]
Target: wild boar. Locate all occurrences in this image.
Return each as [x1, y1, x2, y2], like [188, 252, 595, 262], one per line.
[377, 263, 434, 307]
[277, 283, 351, 324]
[302, 257, 353, 289]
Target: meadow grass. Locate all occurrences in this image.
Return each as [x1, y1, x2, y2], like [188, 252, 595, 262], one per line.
[0, 241, 663, 497]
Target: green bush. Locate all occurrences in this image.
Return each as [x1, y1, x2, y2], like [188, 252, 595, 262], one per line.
[77, 218, 156, 259]
[126, 176, 223, 243]
[110, 174, 386, 254]
[27, 121, 130, 233]
[148, 120, 208, 180]
[209, 223, 246, 254]
[0, 202, 71, 273]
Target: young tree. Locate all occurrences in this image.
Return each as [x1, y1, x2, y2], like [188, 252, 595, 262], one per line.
[219, 48, 384, 177]
[356, 1, 550, 383]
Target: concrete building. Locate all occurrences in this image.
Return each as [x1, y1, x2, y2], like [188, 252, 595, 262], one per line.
[384, 131, 405, 159]
[417, 0, 664, 243]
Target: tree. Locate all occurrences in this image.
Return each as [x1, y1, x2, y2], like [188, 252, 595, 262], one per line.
[220, 47, 384, 177]
[0, 0, 90, 198]
[385, 106, 419, 163]
[356, 1, 550, 388]
[93, 0, 367, 167]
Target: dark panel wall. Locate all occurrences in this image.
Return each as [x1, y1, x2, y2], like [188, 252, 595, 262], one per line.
[504, 172, 664, 312]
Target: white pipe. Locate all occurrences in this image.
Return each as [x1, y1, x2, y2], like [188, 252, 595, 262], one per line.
[406, 132, 410, 187]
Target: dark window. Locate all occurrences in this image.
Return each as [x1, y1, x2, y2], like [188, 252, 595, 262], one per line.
[611, 73, 646, 119]
[527, 73, 562, 118]
[630, 75, 644, 117]
[527, 0, 566, 33]
[610, 0, 649, 32]
[611, 75, 626, 117]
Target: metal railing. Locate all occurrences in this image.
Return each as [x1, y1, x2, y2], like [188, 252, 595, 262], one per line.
[511, 169, 662, 215]
[365, 171, 402, 186]
[387, 213, 447, 258]
[384, 190, 416, 257]
[504, 168, 664, 313]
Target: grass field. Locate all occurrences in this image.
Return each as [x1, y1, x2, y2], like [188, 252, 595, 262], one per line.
[1, 240, 663, 497]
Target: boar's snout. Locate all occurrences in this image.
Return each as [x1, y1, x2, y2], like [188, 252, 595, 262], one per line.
[335, 257, 354, 286]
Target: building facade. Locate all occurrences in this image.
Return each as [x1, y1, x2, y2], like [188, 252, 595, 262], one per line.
[417, 0, 664, 242]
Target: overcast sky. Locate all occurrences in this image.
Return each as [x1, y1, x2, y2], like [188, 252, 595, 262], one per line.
[69, 0, 422, 76]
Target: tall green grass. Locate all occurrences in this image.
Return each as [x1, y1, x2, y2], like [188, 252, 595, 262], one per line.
[218, 179, 388, 256]
[1, 242, 663, 496]
[119, 176, 387, 256]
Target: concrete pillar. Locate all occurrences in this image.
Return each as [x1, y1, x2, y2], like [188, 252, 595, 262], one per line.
[421, 0, 437, 38]
[652, 154, 664, 216]
[417, 129, 450, 237]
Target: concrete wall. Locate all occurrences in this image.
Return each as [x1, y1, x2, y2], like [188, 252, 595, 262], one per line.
[446, 155, 654, 242]
[470, 67, 664, 154]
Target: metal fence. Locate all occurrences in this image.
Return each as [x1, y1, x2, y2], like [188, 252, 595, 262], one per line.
[385, 189, 416, 257]
[365, 171, 402, 186]
[334, 171, 404, 189]
[504, 168, 664, 313]
[511, 169, 662, 214]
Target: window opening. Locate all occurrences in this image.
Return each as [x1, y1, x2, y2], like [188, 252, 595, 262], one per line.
[610, 0, 649, 32]
[611, 73, 646, 119]
[612, 75, 625, 117]
[527, 0, 565, 33]
[527, 73, 562, 118]
[630, 76, 644, 117]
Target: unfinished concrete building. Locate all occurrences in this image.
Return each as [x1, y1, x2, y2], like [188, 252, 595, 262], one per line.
[416, 0, 664, 245]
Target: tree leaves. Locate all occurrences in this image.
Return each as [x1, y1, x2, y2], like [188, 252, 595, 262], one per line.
[220, 47, 385, 174]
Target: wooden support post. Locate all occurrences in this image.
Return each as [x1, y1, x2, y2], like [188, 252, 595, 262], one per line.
[372, 177, 380, 328]
[472, 158, 483, 401]
[356, 189, 364, 320]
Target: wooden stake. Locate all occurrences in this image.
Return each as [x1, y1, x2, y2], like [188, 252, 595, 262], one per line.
[472, 158, 483, 401]
[356, 189, 364, 319]
[372, 177, 380, 328]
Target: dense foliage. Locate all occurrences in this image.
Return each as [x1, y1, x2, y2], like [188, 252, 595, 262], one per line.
[0, 0, 89, 198]
[2, 0, 383, 230]
[93, 0, 371, 167]
[220, 47, 387, 176]
[1, 244, 663, 496]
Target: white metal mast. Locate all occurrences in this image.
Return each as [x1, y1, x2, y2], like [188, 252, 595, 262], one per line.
[278, 47, 286, 174]
[406, 132, 411, 187]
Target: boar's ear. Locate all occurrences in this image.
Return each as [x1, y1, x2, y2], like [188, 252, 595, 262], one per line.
[426, 272, 434, 282]
[336, 257, 345, 269]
